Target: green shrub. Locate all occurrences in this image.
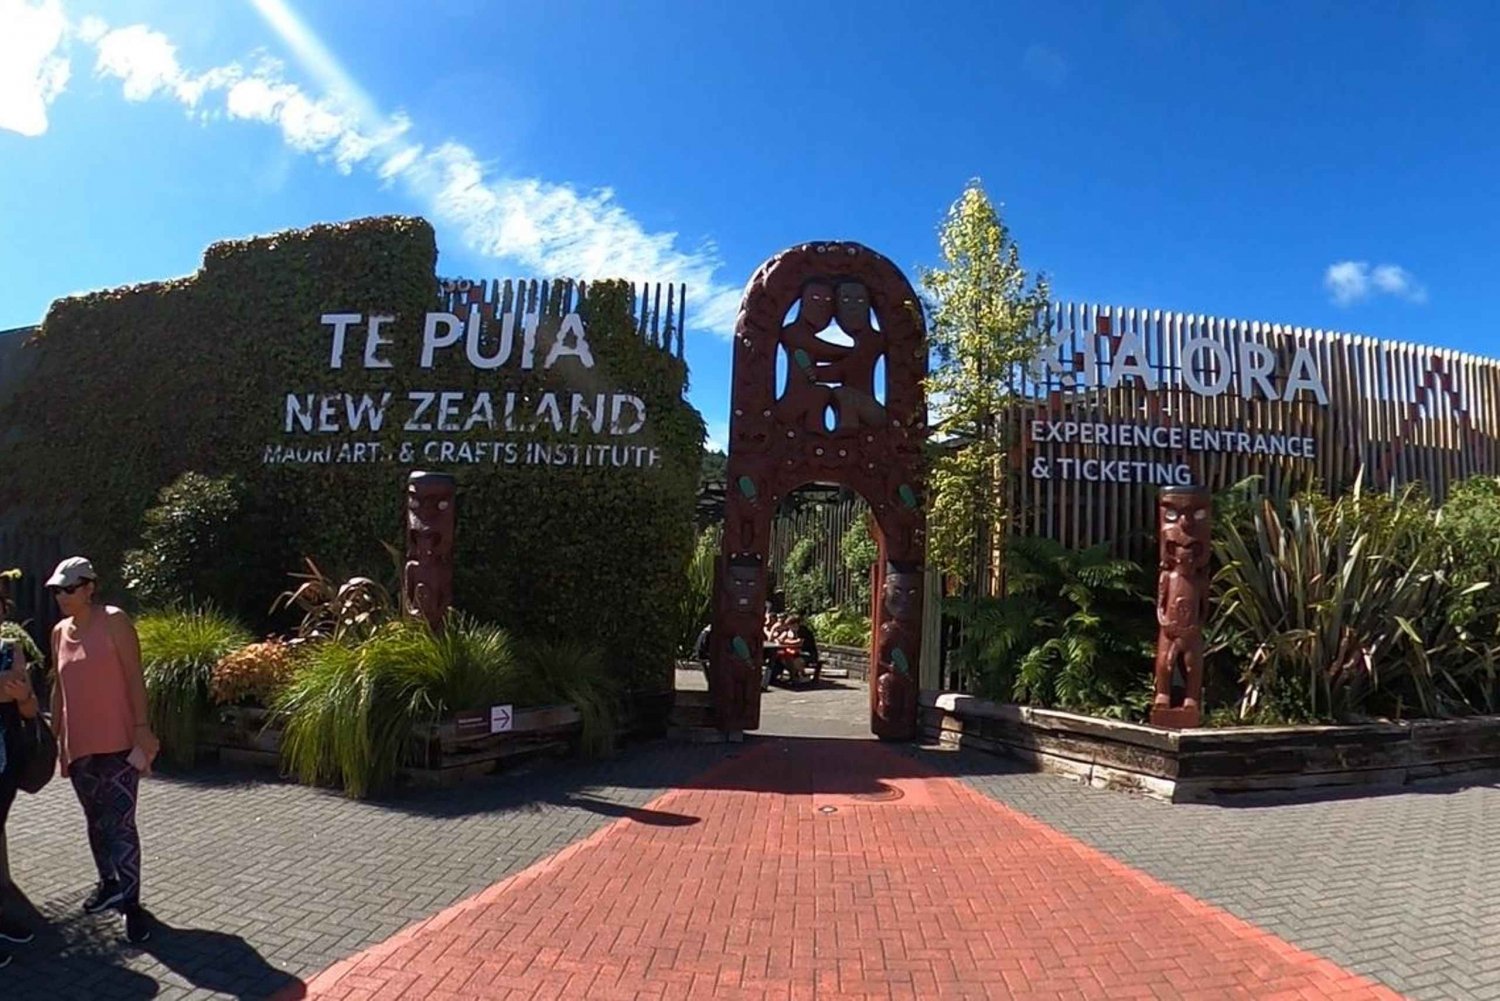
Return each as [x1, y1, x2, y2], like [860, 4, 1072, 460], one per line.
[950, 536, 1153, 716]
[780, 533, 830, 615]
[137, 608, 253, 765]
[122, 473, 249, 614]
[807, 607, 870, 647]
[675, 525, 720, 655]
[840, 516, 878, 612]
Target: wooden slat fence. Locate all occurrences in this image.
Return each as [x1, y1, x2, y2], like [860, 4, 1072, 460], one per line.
[440, 278, 688, 360]
[767, 492, 871, 611]
[1007, 304, 1500, 561]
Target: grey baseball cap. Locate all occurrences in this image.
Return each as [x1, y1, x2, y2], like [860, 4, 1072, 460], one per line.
[45, 557, 97, 589]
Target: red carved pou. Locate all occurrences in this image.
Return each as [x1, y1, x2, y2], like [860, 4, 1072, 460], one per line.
[711, 242, 928, 739]
[1151, 486, 1212, 728]
[404, 471, 456, 630]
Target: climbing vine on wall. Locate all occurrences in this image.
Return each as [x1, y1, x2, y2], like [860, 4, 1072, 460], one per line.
[0, 216, 704, 699]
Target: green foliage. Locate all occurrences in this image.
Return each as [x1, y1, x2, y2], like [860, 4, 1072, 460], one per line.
[840, 516, 879, 611]
[0, 217, 703, 706]
[1212, 482, 1500, 722]
[949, 536, 1153, 715]
[277, 616, 523, 797]
[921, 182, 1051, 584]
[275, 616, 618, 797]
[807, 607, 871, 647]
[121, 472, 249, 615]
[700, 449, 728, 486]
[780, 533, 831, 615]
[137, 608, 253, 765]
[675, 525, 720, 654]
[0, 621, 44, 676]
[517, 638, 619, 758]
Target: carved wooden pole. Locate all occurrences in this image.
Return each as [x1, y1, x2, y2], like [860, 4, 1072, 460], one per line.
[1151, 485, 1212, 728]
[403, 471, 456, 630]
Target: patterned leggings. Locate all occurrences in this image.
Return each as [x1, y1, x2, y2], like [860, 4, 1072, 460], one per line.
[69, 752, 142, 905]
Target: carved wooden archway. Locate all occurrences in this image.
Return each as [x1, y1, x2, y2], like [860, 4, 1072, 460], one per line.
[710, 242, 927, 739]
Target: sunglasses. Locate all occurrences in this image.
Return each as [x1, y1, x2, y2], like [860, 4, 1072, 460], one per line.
[48, 581, 90, 596]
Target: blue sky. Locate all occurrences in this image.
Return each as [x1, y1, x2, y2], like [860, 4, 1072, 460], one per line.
[3, 0, 1496, 449]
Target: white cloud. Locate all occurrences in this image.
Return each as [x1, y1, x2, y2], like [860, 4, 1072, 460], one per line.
[0, 0, 71, 137]
[1324, 260, 1428, 306]
[704, 420, 728, 453]
[3, 0, 743, 338]
[1370, 264, 1427, 303]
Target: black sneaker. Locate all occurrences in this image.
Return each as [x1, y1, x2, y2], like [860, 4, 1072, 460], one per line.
[83, 879, 124, 915]
[0, 918, 33, 944]
[123, 906, 151, 945]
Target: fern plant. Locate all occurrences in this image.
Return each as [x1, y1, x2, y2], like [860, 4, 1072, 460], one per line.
[950, 536, 1153, 715]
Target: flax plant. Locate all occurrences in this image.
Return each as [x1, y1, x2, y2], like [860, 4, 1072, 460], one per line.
[1214, 485, 1459, 721]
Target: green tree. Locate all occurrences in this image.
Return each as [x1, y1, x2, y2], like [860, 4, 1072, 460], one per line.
[920, 182, 1051, 588]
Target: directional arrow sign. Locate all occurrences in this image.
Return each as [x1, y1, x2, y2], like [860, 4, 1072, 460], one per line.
[490, 704, 513, 734]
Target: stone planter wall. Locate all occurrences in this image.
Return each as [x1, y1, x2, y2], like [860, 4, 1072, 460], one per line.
[921, 691, 1500, 803]
[820, 644, 868, 680]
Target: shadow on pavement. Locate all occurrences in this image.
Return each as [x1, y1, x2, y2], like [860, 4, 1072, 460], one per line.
[1, 883, 300, 1001]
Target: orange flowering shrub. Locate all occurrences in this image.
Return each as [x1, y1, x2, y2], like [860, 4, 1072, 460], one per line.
[210, 639, 298, 707]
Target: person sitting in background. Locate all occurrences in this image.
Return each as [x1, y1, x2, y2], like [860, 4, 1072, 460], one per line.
[790, 614, 821, 682]
[770, 615, 807, 683]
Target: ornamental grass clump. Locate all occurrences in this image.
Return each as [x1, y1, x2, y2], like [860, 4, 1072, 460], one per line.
[209, 639, 297, 707]
[275, 615, 532, 798]
[518, 639, 619, 758]
[137, 608, 253, 765]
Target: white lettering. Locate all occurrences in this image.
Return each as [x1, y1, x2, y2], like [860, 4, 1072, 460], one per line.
[363, 315, 395, 369]
[1182, 338, 1233, 396]
[1284, 346, 1330, 404]
[321, 313, 361, 370]
[285, 393, 316, 432]
[1105, 332, 1157, 391]
[1237, 340, 1277, 400]
[545, 313, 595, 368]
[420, 313, 464, 368]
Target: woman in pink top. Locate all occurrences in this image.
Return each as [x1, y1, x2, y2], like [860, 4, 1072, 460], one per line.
[47, 557, 159, 945]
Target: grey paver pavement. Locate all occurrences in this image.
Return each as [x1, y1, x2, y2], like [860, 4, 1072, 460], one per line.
[7, 670, 1500, 1000]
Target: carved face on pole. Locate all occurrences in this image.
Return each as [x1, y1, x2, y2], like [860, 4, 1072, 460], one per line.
[407, 473, 455, 557]
[724, 556, 762, 615]
[881, 563, 923, 621]
[1159, 487, 1210, 569]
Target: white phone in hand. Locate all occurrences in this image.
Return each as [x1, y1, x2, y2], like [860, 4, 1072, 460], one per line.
[127, 746, 150, 772]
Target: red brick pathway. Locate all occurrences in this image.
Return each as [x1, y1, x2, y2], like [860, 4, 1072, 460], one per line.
[288, 740, 1402, 1000]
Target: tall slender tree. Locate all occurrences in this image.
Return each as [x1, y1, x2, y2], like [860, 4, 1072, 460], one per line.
[921, 182, 1051, 590]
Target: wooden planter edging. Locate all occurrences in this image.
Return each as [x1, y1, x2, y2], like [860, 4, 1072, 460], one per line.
[404, 704, 583, 787]
[920, 691, 1500, 804]
[199, 704, 584, 787]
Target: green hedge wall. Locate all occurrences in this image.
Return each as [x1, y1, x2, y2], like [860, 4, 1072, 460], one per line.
[0, 216, 704, 700]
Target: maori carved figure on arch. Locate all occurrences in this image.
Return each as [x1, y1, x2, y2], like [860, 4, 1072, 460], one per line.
[713, 241, 930, 737]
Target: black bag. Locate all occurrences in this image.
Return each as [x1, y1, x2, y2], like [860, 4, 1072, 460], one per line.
[1, 641, 57, 794]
